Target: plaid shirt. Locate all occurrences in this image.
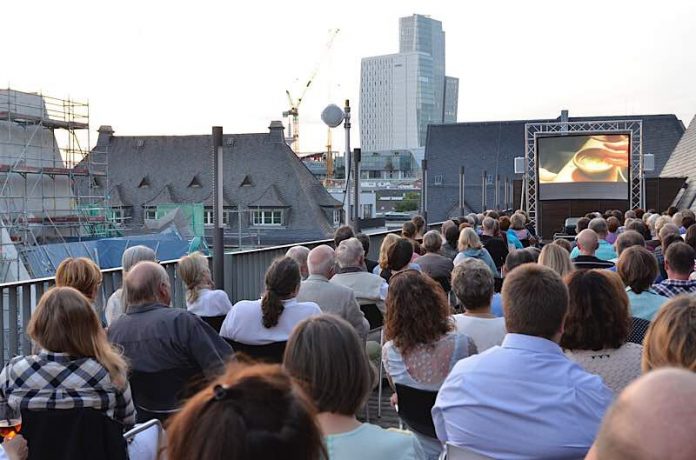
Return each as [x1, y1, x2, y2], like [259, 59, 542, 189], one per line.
[0, 351, 135, 425]
[651, 279, 696, 298]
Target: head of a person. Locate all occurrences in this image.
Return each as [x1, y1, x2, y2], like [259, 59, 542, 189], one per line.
[642, 296, 696, 372]
[666, 206, 679, 217]
[560, 270, 630, 351]
[502, 264, 568, 342]
[307, 245, 335, 279]
[481, 217, 496, 236]
[122, 245, 157, 274]
[502, 248, 536, 275]
[336, 237, 365, 270]
[681, 209, 695, 229]
[589, 217, 609, 239]
[284, 315, 375, 417]
[261, 257, 301, 329]
[624, 209, 637, 221]
[659, 222, 680, 243]
[589, 368, 696, 460]
[576, 229, 599, 256]
[55, 257, 102, 301]
[451, 258, 494, 312]
[575, 217, 591, 234]
[458, 227, 482, 251]
[607, 216, 620, 234]
[538, 244, 574, 278]
[552, 238, 573, 253]
[486, 210, 499, 219]
[354, 233, 371, 257]
[664, 242, 696, 280]
[387, 238, 414, 272]
[510, 213, 526, 231]
[625, 220, 650, 242]
[615, 230, 646, 257]
[333, 225, 354, 248]
[672, 212, 684, 228]
[166, 362, 325, 460]
[685, 225, 696, 251]
[285, 246, 310, 280]
[654, 215, 674, 238]
[377, 233, 399, 270]
[421, 230, 441, 254]
[385, 270, 453, 354]
[647, 213, 660, 236]
[125, 261, 171, 308]
[411, 215, 425, 235]
[178, 251, 213, 304]
[617, 246, 659, 294]
[441, 219, 455, 237]
[634, 208, 645, 219]
[499, 216, 511, 232]
[28, 287, 127, 388]
[444, 224, 460, 248]
[401, 221, 417, 239]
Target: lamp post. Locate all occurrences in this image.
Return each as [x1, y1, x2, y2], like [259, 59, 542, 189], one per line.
[212, 126, 224, 289]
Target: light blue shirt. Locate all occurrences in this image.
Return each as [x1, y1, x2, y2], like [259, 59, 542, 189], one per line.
[506, 230, 523, 249]
[570, 239, 617, 261]
[490, 293, 503, 317]
[432, 334, 612, 460]
[626, 287, 668, 321]
[325, 423, 423, 460]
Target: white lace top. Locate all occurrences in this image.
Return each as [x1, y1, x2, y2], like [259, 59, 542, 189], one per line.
[564, 342, 643, 394]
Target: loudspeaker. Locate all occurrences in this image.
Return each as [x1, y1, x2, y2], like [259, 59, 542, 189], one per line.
[643, 154, 655, 172]
[514, 157, 525, 174]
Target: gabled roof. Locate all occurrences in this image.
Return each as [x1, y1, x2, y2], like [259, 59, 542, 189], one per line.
[661, 115, 696, 209]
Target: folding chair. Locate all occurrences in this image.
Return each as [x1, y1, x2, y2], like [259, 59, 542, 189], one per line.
[394, 384, 438, 438]
[225, 339, 288, 364]
[124, 419, 164, 460]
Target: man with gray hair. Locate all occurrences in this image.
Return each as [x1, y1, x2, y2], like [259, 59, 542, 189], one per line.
[105, 245, 157, 326]
[296, 245, 369, 340]
[571, 217, 617, 261]
[417, 230, 454, 292]
[285, 245, 310, 280]
[330, 237, 388, 313]
[572, 229, 615, 270]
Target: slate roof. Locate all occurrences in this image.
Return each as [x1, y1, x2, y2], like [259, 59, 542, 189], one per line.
[661, 115, 696, 210]
[75, 123, 342, 245]
[425, 113, 685, 221]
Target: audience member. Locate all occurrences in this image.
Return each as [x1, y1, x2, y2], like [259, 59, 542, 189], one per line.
[654, 222, 681, 279]
[561, 270, 642, 393]
[499, 216, 522, 250]
[332, 238, 388, 313]
[355, 233, 379, 273]
[1, 287, 135, 424]
[374, 233, 399, 276]
[642, 295, 696, 372]
[489, 248, 538, 317]
[453, 228, 498, 275]
[165, 362, 325, 460]
[666, 206, 679, 217]
[285, 246, 310, 280]
[552, 237, 573, 253]
[572, 229, 615, 269]
[586, 368, 696, 460]
[575, 216, 591, 234]
[614, 230, 645, 259]
[296, 245, 369, 340]
[451, 259, 506, 351]
[105, 245, 156, 326]
[416, 230, 454, 292]
[178, 251, 232, 320]
[672, 212, 684, 231]
[539, 243, 574, 278]
[479, 217, 508, 270]
[439, 224, 460, 260]
[681, 209, 696, 231]
[55, 257, 103, 320]
[617, 246, 668, 321]
[432, 264, 612, 459]
[285, 315, 422, 460]
[411, 215, 426, 240]
[606, 216, 620, 244]
[625, 219, 651, 243]
[380, 238, 416, 282]
[220, 257, 321, 344]
[652, 242, 696, 297]
[571, 218, 617, 261]
[402, 221, 425, 256]
[333, 225, 354, 248]
[509, 213, 531, 247]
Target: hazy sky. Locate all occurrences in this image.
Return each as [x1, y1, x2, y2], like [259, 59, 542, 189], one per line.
[3, 0, 695, 153]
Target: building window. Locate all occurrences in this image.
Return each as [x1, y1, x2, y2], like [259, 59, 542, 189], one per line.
[251, 209, 283, 226]
[434, 174, 443, 186]
[143, 206, 157, 220]
[333, 209, 342, 226]
[204, 208, 232, 226]
[362, 204, 373, 219]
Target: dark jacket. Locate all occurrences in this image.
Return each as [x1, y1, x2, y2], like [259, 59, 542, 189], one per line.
[480, 235, 509, 269]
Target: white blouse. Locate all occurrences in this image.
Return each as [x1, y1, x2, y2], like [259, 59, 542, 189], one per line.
[187, 289, 233, 317]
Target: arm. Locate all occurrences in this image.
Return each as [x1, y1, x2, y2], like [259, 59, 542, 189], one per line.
[184, 315, 233, 375]
[344, 293, 369, 340]
[113, 382, 137, 426]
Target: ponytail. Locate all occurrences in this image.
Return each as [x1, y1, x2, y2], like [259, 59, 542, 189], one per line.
[260, 257, 301, 329]
[261, 289, 285, 328]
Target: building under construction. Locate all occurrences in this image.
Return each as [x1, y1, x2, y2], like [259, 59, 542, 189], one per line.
[0, 88, 112, 282]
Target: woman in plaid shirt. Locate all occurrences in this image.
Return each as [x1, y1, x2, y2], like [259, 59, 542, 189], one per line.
[0, 287, 135, 425]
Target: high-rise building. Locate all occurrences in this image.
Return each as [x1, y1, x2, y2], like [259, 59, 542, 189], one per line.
[360, 14, 458, 153]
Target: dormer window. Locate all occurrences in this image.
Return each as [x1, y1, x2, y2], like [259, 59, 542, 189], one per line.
[241, 175, 253, 187]
[188, 176, 202, 188]
[138, 176, 150, 189]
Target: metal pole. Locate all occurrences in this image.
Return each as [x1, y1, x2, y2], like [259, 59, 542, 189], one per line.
[421, 159, 428, 224]
[504, 177, 509, 209]
[459, 166, 465, 216]
[353, 148, 361, 232]
[495, 174, 500, 210]
[212, 126, 224, 290]
[481, 170, 487, 212]
[344, 100, 352, 229]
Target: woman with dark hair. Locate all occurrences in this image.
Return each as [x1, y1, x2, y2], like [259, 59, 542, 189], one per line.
[562, 270, 642, 393]
[165, 362, 326, 460]
[642, 296, 696, 372]
[617, 246, 668, 321]
[220, 257, 321, 344]
[440, 224, 460, 261]
[402, 222, 425, 256]
[382, 271, 476, 458]
[284, 315, 422, 460]
[606, 216, 620, 245]
[411, 215, 426, 241]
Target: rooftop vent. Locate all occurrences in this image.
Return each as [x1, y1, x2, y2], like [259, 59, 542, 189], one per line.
[188, 176, 202, 188]
[241, 175, 253, 187]
[138, 176, 150, 188]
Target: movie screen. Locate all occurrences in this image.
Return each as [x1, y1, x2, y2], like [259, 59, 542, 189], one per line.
[537, 134, 630, 200]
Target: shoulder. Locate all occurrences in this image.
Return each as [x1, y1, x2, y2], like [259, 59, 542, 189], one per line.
[295, 300, 322, 313]
[206, 289, 231, 302]
[358, 424, 418, 447]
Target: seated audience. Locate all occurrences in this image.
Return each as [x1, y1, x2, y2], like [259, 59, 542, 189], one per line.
[552, 237, 573, 253]
[355, 233, 379, 273]
[220, 257, 321, 344]
[411, 215, 426, 241]
[416, 230, 454, 292]
[625, 219, 651, 244]
[333, 225, 355, 248]
[642, 295, 696, 372]
[605, 216, 620, 244]
[617, 246, 668, 321]
[539, 243, 574, 278]
[285, 315, 422, 460]
[453, 228, 498, 276]
[333, 238, 389, 313]
[614, 229, 645, 259]
[439, 223, 460, 261]
[55, 257, 103, 320]
[652, 242, 696, 297]
[479, 217, 508, 270]
[586, 369, 696, 460]
[451, 259, 506, 351]
[165, 362, 325, 460]
[510, 213, 531, 247]
[673, 212, 684, 232]
[432, 264, 612, 459]
[571, 218, 617, 261]
[1, 287, 135, 424]
[296, 245, 369, 340]
[373, 233, 399, 275]
[402, 221, 425, 256]
[285, 246, 310, 280]
[383, 271, 476, 458]
[379, 238, 416, 283]
[105, 245, 157, 326]
[178, 252, 232, 321]
[489, 248, 538, 317]
[572, 229, 615, 269]
[682, 209, 696, 232]
[575, 216, 591, 235]
[561, 270, 642, 393]
[499, 216, 522, 250]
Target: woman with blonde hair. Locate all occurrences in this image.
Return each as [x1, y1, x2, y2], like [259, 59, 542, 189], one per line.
[178, 251, 232, 331]
[105, 245, 157, 326]
[539, 244, 574, 278]
[373, 233, 400, 276]
[453, 227, 498, 275]
[55, 257, 102, 302]
[0, 287, 135, 424]
[642, 296, 696, 373]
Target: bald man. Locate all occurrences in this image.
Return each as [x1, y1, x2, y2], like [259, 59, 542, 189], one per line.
[285, 245, 310, 280]
[572, 229, 615, 270]
[296, 245, 369, 340]
[587, 368, 696, 460]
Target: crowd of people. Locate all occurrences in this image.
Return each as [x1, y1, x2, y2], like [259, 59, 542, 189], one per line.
[0, 206, 695, 459]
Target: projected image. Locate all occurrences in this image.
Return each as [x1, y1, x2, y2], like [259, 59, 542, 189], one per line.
[538, 135, 629, 184]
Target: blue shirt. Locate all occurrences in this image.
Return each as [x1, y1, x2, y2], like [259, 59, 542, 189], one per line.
[490, 293, 503, 317]
[506, 230, 523, 249]
[432, 334, 612, 460]
[626, 287, 668, 321]
[453, 249, 499, 277]
[570, 239, 617, 261]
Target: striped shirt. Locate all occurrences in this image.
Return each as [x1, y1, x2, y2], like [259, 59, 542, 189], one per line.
[572, 255, 615, 270]
[651, 279, 696, 298]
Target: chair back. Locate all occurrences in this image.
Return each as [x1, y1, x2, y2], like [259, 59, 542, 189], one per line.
[445, 443, 494, 460]
[628, 316, 651, 345]
[124, 419, 163, 460]
[129, 367, 202, 423]
[226, 339, 287, 363]
[22, 408, 128, 460]
[200, 315, 226, 333]
[360, 303, 383, 331]
[394, 384, 438, 438]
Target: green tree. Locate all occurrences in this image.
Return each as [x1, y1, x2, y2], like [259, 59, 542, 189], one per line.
[394, 191, 420, 212]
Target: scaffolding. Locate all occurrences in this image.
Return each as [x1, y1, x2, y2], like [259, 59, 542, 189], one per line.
[0, 88, 112, 281]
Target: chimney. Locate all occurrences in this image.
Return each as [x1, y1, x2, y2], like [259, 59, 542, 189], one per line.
[97, 125, 114, 145]
[268, 120, 285, 143]
[560, 110, 569, 123]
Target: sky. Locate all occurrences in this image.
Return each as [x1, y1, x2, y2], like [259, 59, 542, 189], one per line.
[2, 0, 695, 153]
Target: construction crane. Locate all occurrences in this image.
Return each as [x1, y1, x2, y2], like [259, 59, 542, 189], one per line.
[284, 28, 340, 153]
